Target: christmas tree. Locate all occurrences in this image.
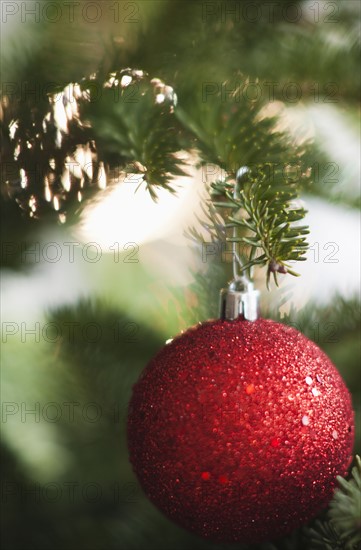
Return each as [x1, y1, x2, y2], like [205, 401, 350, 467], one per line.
[1, 1, 360, 549]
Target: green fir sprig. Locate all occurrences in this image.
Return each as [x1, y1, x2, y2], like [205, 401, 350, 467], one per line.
[177, 80, 311, 286]
[304, 456, 361, 550]
[211, 167, 309, 286]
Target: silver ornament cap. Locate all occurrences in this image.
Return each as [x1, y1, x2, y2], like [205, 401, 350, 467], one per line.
[219, 277, 260, 321]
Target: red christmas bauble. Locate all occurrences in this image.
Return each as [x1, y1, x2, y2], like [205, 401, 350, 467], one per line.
[127, 318, 354, 543]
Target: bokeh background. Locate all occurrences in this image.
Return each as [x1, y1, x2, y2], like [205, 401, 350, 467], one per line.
[1, 1, 360, 549]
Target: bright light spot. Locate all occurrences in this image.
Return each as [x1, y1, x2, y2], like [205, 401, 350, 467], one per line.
[44, 180, 52, 202]
[97, 162, 107, 190]
[120, 75, 132, 87]
[61, 168, 71, 192]
[14, 144, 20, 160]
[53, 196, 60, 211]
[53, 94, 68, 133]
[155, 93, 165, 104]
[77, 172, 199, 249]
[29, 195, 36, 212]
[9, 119, 18, 140]
[20, 168, 27, 188]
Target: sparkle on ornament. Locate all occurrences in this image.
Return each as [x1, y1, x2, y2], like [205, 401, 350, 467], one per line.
[201, 472, 211, 480]
[305, 376, 313, 385]
[270, 437, 280, 448]
[332, 430, 339, 440]
[246, 384, 255, 395]
[302, 415, 310, 426]
[312, 388, 320, 397]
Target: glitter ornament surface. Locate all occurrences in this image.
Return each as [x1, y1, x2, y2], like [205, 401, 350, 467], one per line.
[127, 318, 354, 543]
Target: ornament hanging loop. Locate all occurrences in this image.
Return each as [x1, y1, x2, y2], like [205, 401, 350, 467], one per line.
[219, 167, 260, 321]
[232, 166, 250, 281]
[220, 277, 260, 321]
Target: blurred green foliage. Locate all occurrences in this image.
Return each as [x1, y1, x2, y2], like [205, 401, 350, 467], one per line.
[1, 1, 360, 549]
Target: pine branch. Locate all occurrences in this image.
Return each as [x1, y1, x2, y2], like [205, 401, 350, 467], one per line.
[275, 294, 361, 351]
[176, 81, 311, 286]
[215, 168, 309, 286]
[83, 74, 186, 198]
[1, 68, 184, 220]
[329, 456, 361, 547]
[301, 143, 361, 210]
[304, 456, 361, 550]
